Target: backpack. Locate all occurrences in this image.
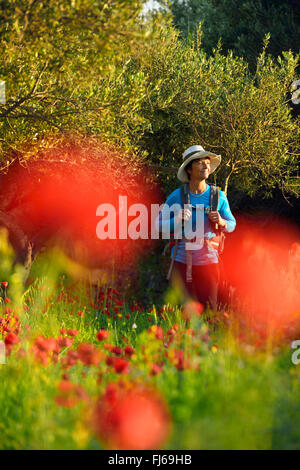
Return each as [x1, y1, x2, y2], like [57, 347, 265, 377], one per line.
[165, 183, 225, 281]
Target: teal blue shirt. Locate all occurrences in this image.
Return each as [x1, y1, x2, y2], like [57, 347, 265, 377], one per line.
[157, 184, 236, 265]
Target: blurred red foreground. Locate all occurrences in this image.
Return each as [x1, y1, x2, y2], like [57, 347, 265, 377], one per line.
[222, 215, 300, 345]
[93, 382, 171, 450]
[0, 139, 162, 272]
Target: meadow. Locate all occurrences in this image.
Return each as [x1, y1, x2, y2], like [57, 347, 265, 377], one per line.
[1, 0, 299, 452]
[1, 228, 300, 451]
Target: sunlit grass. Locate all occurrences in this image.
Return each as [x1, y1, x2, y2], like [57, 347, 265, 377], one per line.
[1, 229, 300, 450]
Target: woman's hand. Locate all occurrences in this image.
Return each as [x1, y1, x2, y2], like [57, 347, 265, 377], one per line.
[208, 211, 227, 228]
[176, 208, 192, 225]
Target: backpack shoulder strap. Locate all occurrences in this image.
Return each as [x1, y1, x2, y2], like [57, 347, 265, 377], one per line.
[180, 183, 190, 207]
[209, 184, 219, 212]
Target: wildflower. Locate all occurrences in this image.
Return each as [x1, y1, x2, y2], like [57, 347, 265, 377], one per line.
[106, 356, 114, 366]
[185, 329, 195, 336]
[182, 301, 204, 321]
[55, 395, 78, 408]
[114, 357, 129, 374]
[150, 363, 164, 376]
[166, 327, 177, 337]
[124, 346, 135, 357]
[58, 380, 75, 394]
[97, 330, 110, 341]
[132, 323, 137, 329]
[67, 329, 78, 337]
[149, 325, 163, 340]
[174, 350, 188, 371]
[34, 336, 57, 353]
[77, 310, 84, 317]
[111, 346, 122, 356]
[57, 336, 74, 348]
[55, 380, 88, 408]
[4, 332, 19, 346]
[77, 343, 100, 366]
[61, 350, 79, 368]
[1, 281, 8, 288]
[93, 383, 171, 450]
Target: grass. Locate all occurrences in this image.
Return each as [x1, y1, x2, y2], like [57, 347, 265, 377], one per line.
[0, 230, 300, 450]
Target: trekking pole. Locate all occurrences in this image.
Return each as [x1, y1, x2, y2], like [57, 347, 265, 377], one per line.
[166, 239, 179, 281]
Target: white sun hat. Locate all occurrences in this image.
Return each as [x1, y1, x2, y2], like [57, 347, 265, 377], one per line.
[177, 145, 221, 183]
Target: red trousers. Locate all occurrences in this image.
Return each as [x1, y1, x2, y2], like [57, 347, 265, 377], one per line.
[172, 261, 220, 311]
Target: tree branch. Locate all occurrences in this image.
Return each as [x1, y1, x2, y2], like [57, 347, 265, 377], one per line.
[0, 61, 48, 118]
[6, 112, 65, 131]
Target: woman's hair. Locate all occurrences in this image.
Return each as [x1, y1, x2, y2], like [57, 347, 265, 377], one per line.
[185, 159, 197, 180]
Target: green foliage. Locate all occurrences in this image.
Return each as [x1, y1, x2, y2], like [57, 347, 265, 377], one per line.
[129, 26, 300, 197]
[0, 228, 25, 306]
[0, 0, 149, 158]
[0, 3, 299, 199]
[158, 0, 300, 69]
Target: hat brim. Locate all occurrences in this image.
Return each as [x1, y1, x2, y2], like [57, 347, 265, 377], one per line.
[177, 151, 221, 183]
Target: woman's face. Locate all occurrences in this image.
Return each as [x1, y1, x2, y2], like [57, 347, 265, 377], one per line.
[187, 157, 211, 180]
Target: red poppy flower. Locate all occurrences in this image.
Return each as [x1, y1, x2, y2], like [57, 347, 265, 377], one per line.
[150, 363, 164, 376]
[111, 346, 122, 356]
[77, 343, 100, 366]
[1, 281, 8, 288]
[62, 349, 79, 367]
[55, 395, 79, 408]
[114, 358, 129, 374]
[124, 346, 135, 357]
[4, 332, 19, 346]
[67, 329, 78, 337]
[97, 330, 110, 341]
[55, 380, 88, 408]
[57, 336, 74, 348]
[93, 383, 171, 450]
[34, 336, 57, 353]
[58, 380, 75, 394]
[148, 325, 164, 340]
[106, 355, 114, 366]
